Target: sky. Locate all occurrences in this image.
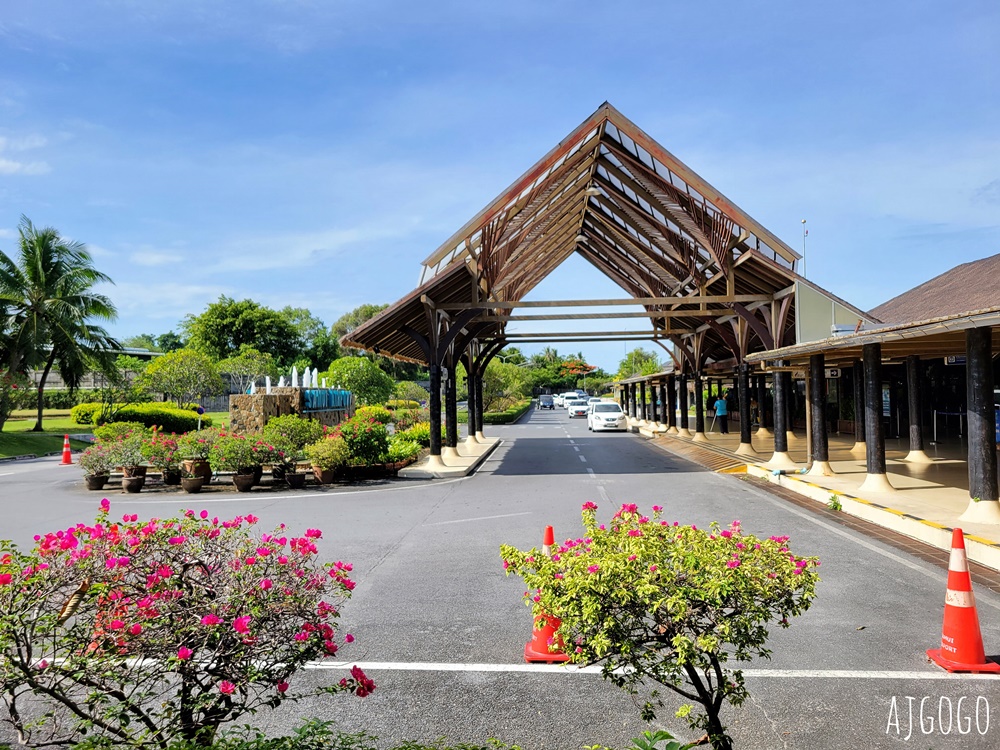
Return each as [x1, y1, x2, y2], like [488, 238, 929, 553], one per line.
[1, 0, 998, 373]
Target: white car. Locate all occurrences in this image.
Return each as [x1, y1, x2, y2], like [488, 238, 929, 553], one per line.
[566, 399, 589, 418]
[560, 391, 580, 408]
[588, 402, 627, 431]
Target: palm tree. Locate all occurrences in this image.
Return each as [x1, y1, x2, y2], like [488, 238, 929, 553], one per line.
[0, 216, 120, 431]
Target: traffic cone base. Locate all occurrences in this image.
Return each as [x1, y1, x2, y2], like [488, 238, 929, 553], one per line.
[524, 614, 570, 664]
[927, 528, 1000, 674]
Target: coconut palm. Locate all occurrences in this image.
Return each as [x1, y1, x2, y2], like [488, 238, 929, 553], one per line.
[0, 216, 120, 431]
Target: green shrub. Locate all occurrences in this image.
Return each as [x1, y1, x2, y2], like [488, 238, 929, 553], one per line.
[390, 408, 426, 431]
[482, 399, 531, 424]
[385, 399, 420, 410]
[387, 437, 422, 463]
[176, 427, 225, 460]
[330, 417, 389, 466]
[395, 422, 444, 447]
[93, 421, 150, 444]
[12, 388, 98, 411]
[261, 415, 325, 451]
[304, 436, 351, 471]
[114, 403, 211, 432]
[208, 433, 265, 473]
[354, 405, 393, 424]
[70, 402, 103, 425]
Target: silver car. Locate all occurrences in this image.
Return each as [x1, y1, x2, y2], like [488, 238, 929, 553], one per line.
[566, 399, 589, 418]
[588, 402, 627, 431]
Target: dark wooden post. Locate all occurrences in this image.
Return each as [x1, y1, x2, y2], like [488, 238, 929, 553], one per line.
[443, 361, 458, 457]
[859, 343, 893, 492]
[666, 376, 676, 433]
[963, 328, 999, 513]
[783, 371, 796, 439]
[756, 374, 771, 436]
[428, 363, 442, 460]
[639, 381, 648, 421]
[904, 355, 930, 462]
[658, 380, 667, 428]
[619, 386, 626, 411]
[770, 363, 792, 464]
[736, 363, 756, 455]
[851, 359, 866, 453]
[466, 367, 478, 443]
[808, 353, 832, 475]
[678, 374, 690, 435]
[474, 372, 485, 439]
[693, 372, 707, 440]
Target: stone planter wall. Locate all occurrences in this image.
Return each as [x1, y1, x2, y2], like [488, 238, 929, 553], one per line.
[229, 387, 353, 433]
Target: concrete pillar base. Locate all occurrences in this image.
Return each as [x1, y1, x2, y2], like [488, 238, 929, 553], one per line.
[766, 452, 798, 470]
[785, 430, 800, 443]
[441, 446, 460, 460]
[735, 442, 758, 457]
[903, 449, 933, 464]
[808, 460, 835, 477]
[959, 499, 1000, 525]
[849, 441, 867, 455]
[692, 432, 709, 442]
[425, 454, 447, 470]
[475, 431, 485, 441]
[677, 428, 691, 438]
[858, 472, 896, 494]
[465, 435, 480, 449]
[667, 426, 679, 435]
[756, 427, 773, 439]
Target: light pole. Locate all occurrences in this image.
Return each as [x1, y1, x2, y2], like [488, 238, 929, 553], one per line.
[800, 219, 808, 277]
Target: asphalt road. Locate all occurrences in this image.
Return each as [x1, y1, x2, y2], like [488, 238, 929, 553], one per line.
[4, 408, 1000, 748]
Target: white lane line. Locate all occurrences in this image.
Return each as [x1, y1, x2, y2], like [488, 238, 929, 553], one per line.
[573, 446, 580, 452]
[597, 485, 611, 504]
[425, 512, 532, 526]
[0, 472, 15, 477]
[305, 661, 998, 680]
[578, 455, 587, 463]
[586, 468, 596, 477]
[568, 440, 576, 445]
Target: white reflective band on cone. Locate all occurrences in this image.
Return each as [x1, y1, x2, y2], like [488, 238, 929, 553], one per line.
[945, 589, 976, 608]
[948, 548, 969, 572]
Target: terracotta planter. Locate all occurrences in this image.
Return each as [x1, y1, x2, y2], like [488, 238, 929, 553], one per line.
[232, 474, 255, 493]
[122, 476, 144, 493]
[122, 466, 147, 478]
[84, 474, 109, 491]
[285, 471, 307, 489]
[312, 466, 337, 484]
[181, 476, 205, 493]
[162, 469, 182, 486]
[181, 459, 212, 480]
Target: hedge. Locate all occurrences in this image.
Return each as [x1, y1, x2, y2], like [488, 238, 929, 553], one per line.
[71, 402, 212, 432]
[482, 399, 531, 425]
[12, 388, 100, 411]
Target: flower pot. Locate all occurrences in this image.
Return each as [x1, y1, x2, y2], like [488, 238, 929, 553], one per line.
[122, 466, 147, 478]
[181, 476, 206, 494]
[181, 459, 212, 480]
[232, 474, 256, 493]
[122, 476, 144, 493]
[312, 465, 337, 484]
[84, 474, 109, 491]
[285, 471, 307, 489]
[162, 469, 182, 486]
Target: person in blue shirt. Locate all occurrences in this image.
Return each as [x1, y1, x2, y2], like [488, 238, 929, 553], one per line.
[713, 393, 729, 434]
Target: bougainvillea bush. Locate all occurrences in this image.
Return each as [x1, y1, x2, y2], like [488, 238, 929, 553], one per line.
[500, 504, 820, 750]
[0, 501, 374, 749]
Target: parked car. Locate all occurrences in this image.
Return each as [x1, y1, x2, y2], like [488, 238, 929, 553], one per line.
[539, 395, 555, 410]
[588, 402, 627, 431]
[561, 391, 580, 407]
[567, 399, 589, 418]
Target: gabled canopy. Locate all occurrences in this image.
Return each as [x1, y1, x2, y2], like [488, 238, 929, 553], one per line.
[342, 103, 872, 371]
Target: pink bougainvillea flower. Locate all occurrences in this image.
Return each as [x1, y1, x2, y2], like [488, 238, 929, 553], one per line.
[587, 564, 600, 574]
[201, 614, 222, 626]
[233, 616, 252, 634]
[109, 619, 126, 631]
[294, 631, 308, 641]
[167, 536, 185, 545]
[305, 528, 322, 539]
[0, 573, 12, 585]
[344, 633, 354, 643]
[177, 646, 193, 660]
[649, 565, 658, 572]
[277, 680, 289, 694]
[200, 510, 208, 519]
[129, 624, 142, 636]
[651, 505, 662, 512]
[245, 514, 259, 524]
[581, 501, 598, 511]
[100, 498, 110, 512]
[218, 681, 236, 695]
[727, 559, 741, 569]
[260, 578, 273, 590]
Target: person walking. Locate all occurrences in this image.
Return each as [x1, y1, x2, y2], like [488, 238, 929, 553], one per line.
[714, 392, 729, 434]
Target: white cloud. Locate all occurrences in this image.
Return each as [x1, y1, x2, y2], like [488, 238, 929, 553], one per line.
[0, 157, 49, 175]
[103, 280, 233, 324]
[129, 251, 177, 267]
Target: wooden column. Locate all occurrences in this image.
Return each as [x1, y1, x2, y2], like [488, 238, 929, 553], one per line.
[851, 359, 866, 454]
[442, 362, 459, 459]
[808, 353, 833, 475]
[960, 327, 1000, 522]
[783, 371, 798, 442]
[428, 363, 442, 459]
[678, 374, 690, 436]
[666, 376, 677, 433]
[629, 383, 637, 419]
[639, 381, 648, 422]
[768, 363, 795, 467]
[474, 372, 485, 440]
[735, 363, 756, 456]
[904, 355, 931, 463]
[859, 343, 894, 493]
[693, 373, 707, 441]
[466, 367, 478, 443]
[756, 374, 772, 437]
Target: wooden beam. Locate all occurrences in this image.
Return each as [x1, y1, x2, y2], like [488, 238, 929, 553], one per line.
[436, 294, 770, 310]
[478, 309, 748, 321]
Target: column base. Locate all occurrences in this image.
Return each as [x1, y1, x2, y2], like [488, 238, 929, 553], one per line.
[858, 472, 895, 494]
[734, 442, 758, 457]
[903, 449, 933, 464]
[677, 428, 691, 438]
[441, 446, 460, 460]
[666, 426, 679, 435]
[959, 498, 1000, 524]
[692, 432, 709, 442]
[785, 430, 800, 443]
[807, 460, 835, 477]
[756, 427, 773, 438]
[766, 452, 798, 470]
[475, 431, 485, 440]
[465, 435, 480, 449]
[425, 454, 447, 470]
[849, 441, 867, 455]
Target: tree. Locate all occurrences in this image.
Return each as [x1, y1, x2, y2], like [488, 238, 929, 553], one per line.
[94, 354, 149, 423]
[155, 331, 185, 352]
[279, 306, 340, 369]
[617, 347, 661, 379]
[394, 380, 430, 404]
[0, 216, 120, 432]
[217, 347, 280, 394]
[121, 333, 161, 351]
[481, 360, 529, 411]
[322, 357, 393, 406]
[140, 349, 225, 407]
[182, 296, 300, 367]
[501, 504, 819, 750]
[331, 303, 389, 341]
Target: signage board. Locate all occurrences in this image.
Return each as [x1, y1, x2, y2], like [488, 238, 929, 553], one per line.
[945, 356, 967, 365]
[825, 368, 840, 378]
[882, 384, 891, 417]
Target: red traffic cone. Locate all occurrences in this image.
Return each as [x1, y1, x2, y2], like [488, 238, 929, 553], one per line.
[524, 525, 570, 664]
[927, 528, 1000, 673]
[60, 435, 73, 465]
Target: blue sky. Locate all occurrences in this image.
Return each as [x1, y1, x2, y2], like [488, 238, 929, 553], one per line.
[1, 0, 998, 372]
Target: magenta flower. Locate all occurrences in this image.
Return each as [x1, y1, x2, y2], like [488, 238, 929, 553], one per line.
[129, 624, 142, 636]
[233, 616, 252, 634]
[345, 633, 354, 643]
[167, 536, 185, 545]
[99, 498, 110, 513]
[651, 505, 662, 512]
[177, 647, 193, 660]
[201, 614, 222, 626]
[305, 528, 322, 538]
[260, 578, 273, 590]
[582, 501, 598, 511]
[0, 573, 13, 585]
[649, 565, 658, 572]
[277, 680, 289, 694]
[109, 619, 126, 630]
[587, 564, 600, 574]
[727, 559, 741, 569]
[218, 681, 236, 695]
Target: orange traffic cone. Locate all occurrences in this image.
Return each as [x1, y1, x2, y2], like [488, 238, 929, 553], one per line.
[927, 528, 1000, 673]
[524, 525, 570, 664]
[60, 435, 73, 465]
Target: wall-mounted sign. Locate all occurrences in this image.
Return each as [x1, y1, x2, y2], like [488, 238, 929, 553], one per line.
[945, 356, 967, 365]
[825, 368, 840, 378]
[882, 384, 891, 417]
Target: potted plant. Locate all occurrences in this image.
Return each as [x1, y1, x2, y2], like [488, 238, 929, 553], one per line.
[176, 428, 219, 480]
[180, 469, 206, 494]
[304, 436, 350, 484]
[78, 443, 114, 490]
[208, 433, 260, 492]
[142, 435, 182, 485]
[107, 434, 146, 492]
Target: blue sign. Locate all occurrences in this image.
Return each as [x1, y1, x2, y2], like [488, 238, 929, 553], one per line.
[196, 406, 205, 415]
[945, 356, 967, 365]
[995, 406, 1000, 444]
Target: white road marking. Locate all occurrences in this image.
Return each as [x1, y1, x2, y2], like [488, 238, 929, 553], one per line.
[597, 485, 611, 504]
[573, 446, 580, 452]
[578, 455, 587, 462]
[586, 468, 596, 477]
[424, 512, 533, 526]
[305, 661, 999, 680]
[0, 472, 15, 477]
[568, 440, 576, 445]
